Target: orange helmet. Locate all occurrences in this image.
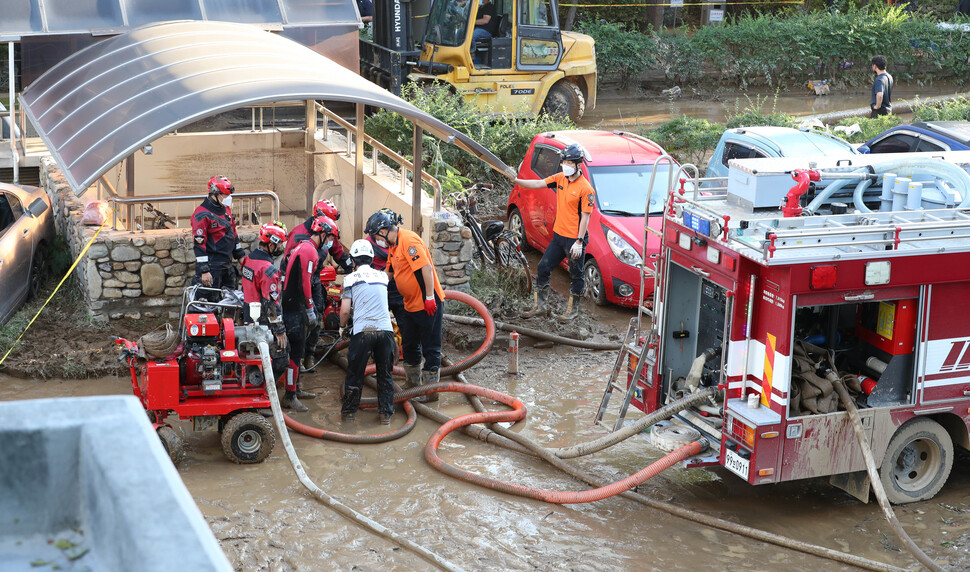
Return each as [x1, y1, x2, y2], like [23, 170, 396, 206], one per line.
[313, 199, 340, 220]
[258, 223, 287, 246]
[208, 175, 234, 195]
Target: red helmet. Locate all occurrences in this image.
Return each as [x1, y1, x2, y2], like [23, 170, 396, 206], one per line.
[310, 215, 338, 238]
[313, 199, 340, 220]
[208, 175, 234, 195]
[258, 223, 287, 246]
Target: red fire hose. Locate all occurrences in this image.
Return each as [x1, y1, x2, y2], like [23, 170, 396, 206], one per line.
[283, 289, 495, 442]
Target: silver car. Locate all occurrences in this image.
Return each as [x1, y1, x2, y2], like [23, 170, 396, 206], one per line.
[0, 182, 54, 325]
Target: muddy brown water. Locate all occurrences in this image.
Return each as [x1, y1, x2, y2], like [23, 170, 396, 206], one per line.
[578, 86, 967, 130]
[3, 293, 969, 572]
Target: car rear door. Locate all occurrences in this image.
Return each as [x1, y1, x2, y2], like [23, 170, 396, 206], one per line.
[0, 191, 32, 322]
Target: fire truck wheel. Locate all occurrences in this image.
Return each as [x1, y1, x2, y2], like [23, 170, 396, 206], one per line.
[221, 412, 276, 464]
[878, 418, 954, 504]
[157, 426, 185, 466]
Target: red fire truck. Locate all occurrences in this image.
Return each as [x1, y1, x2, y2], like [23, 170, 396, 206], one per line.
[621, 151, 970, 504]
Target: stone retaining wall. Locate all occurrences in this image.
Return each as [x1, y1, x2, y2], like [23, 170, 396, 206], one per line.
[40, 158, 472, 322]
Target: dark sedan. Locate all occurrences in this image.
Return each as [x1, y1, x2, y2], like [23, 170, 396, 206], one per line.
[859, 121, 970, 154]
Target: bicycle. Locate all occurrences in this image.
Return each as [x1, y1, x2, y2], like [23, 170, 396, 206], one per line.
[449, 183, 532, 294]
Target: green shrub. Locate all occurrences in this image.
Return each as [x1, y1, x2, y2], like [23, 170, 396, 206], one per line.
[365, 82, 573, 200]
[574, 20, 656, 88]
[834, 115, 903, 143]
[913, 96, 970, 121]
[641, 116, 724, 166]
[725, 93, 798, 128]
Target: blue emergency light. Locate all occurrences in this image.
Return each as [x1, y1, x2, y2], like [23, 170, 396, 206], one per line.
[683, 210, 711, 236]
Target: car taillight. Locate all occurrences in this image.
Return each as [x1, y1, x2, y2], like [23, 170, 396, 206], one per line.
[727, 415, 755, 450]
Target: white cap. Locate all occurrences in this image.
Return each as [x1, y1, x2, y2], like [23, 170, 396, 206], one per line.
[350, 239, 374, 258]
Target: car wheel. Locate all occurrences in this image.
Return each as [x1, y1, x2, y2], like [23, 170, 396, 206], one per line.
[542, 81, 585, 122]
[584, 258, 608, 306]
[28, 243, 48, 300]
[878, 418, 953, 504]
[507, 207, 530, 252]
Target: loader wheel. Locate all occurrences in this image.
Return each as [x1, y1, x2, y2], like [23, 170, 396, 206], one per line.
[878, 418, 953, 504]
[221, 411, 275, 464]
[542, 81, 585, 122]
[157, 426, 185, 466]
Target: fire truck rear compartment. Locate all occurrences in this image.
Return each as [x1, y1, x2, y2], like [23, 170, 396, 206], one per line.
[659, 263, 729, 445]
[791, 297, 917, 417]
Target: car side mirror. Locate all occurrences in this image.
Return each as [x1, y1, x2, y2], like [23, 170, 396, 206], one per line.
[28, 198, 49, 218]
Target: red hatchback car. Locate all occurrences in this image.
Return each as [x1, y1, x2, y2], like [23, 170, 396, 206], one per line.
[506, 130, 675, 307]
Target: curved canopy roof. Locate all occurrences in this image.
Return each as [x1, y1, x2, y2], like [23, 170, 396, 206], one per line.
[20, 20, 514, 195]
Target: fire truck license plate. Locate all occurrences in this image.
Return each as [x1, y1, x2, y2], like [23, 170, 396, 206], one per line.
[724, 448, 750, 479]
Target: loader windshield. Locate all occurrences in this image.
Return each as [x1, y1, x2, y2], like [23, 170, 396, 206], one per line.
[425, 0, 474, 47]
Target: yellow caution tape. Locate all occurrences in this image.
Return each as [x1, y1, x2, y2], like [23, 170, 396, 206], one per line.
[0, 217, 110, 366]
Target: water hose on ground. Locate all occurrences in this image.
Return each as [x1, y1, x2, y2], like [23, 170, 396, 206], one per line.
[439, 364, 907, 572]
[256, 340, 462, 572]
[832, 378, 944, 572]
[282, 397, 418, 444]
[444, 313, 622, 350]
[549, 387, 718, 459]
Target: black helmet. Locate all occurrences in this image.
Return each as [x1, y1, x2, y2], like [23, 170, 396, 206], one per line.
[378, 207, 404, 225]
[562, 143, 586, 163]
[365, 210, 398, 236]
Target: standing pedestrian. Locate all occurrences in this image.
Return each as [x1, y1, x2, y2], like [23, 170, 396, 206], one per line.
[339, 240, 396, 424]
[279, 217, 330, 412]
[870, 55, 893, 118]
[240, 223, 289, 384]
[191, 175, 246, 296]
[515, 143, 594, 321]
[365, 210, 445, 402]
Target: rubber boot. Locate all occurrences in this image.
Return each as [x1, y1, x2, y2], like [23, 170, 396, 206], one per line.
[404, 364, 422, 389]
[421, 369, 440, 403]
[521, 287, 550, 318]
[301, 353, 316, 372]
[379, 412, 393, 425]
[557, 294, 582, 322]
[296, 383, 317, 400]
[281, 391, 308, 412]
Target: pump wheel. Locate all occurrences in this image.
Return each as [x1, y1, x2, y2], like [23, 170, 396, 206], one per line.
[878, 419, 953, 504]
[542, 81, 585, 122]
[157, 426, 185, 466]
[221, 411, 276, 464]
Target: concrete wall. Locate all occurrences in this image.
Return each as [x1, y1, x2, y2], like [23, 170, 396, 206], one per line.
[0, 396, 230, 571]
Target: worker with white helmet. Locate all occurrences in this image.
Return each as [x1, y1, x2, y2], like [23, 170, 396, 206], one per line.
[339, 239, 396, 425]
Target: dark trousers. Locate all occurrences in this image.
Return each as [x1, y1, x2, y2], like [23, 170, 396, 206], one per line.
[342, 330, 396, 416]
[536, 232, 586, 296]
[398, 294, 443, 371]
[193, 264, 235, 301]
[283, 311, 307, 391]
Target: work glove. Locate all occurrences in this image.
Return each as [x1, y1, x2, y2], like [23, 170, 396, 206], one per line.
[569, 241, 584, 259]
[424, 295, 437, 316]
[306, 307, 317, 325]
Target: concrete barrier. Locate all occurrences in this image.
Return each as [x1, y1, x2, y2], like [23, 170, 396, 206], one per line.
[0, 395, 230, 571]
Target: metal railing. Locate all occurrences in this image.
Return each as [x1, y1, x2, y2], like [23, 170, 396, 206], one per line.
[315, 102, 441, 199]
[96, 176, 279, 232]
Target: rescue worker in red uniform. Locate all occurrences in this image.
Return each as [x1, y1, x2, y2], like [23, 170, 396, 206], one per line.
[365, 208, 407, 325]
[280, 216, 331, 411]
[240, 223, 289, 383]
[285, 212, 343, 371]
[191, 175, 246, 295]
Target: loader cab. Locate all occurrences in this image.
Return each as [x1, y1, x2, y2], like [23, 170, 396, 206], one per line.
[421, 0, 563, 72]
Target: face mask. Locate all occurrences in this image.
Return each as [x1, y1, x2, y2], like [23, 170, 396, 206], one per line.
[375, 236, 388, 248]
[323, 240, 334, 250]
[562, 164, 576, 177]
[220, 195, 232, 208]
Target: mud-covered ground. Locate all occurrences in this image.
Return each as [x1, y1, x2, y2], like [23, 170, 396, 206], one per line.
[2, 288, 969, 571]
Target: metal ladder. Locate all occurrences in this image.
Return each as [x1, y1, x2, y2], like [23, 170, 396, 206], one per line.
[592, 155, 695, 431]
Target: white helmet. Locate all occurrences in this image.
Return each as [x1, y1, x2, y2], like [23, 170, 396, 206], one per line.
[350, 239, 374, 258]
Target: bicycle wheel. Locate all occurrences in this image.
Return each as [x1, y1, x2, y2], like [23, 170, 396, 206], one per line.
[466, 216, 497, 265]
[494, 232, 532, 295]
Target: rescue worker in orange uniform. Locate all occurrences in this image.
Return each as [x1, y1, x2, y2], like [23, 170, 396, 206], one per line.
[515, 143, 594, 321]
[240, 223, 289, 383]
[279, 217, 333, 412]
[191, 175, 246, 295]
[366, 210, 445, 401]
